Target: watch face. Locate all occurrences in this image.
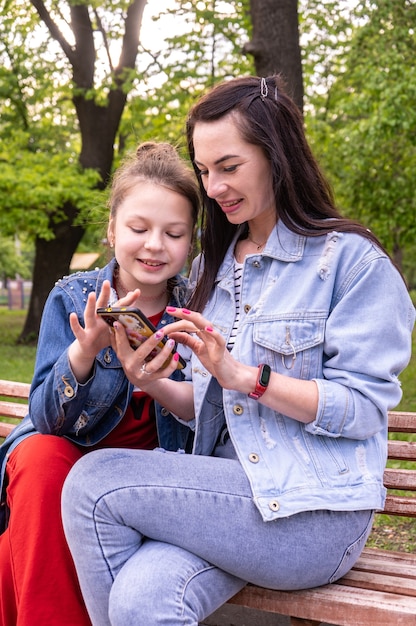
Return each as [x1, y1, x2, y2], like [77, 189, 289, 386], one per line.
[259, 365, 271, 387]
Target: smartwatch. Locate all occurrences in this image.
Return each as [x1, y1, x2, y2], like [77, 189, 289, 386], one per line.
[248, 364, 271, 400]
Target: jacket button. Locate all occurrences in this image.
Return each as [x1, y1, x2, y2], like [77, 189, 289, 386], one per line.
[161, 407, 169, 416]
[249, 453, 259, 463]
[269, 500, 280, 511]
[233, 404, 243, 415]
[253, 261, 261, 268]
[64, 385, 75, 398]
[243, 304, 251, 314]
[104, 349, 112, 364]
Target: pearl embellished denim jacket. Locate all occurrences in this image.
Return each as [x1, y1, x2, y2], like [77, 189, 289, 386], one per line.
[0, 258, 191, 528]
[187, 221, 415, 522]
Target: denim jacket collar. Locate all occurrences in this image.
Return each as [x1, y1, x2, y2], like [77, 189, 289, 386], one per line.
[216, 220, 305, 283]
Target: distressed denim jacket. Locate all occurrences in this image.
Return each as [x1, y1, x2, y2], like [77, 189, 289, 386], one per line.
[187, 221, 415, 522]
[0, 258, 191, 517]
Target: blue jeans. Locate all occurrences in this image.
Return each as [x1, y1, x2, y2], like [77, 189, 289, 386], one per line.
[62, 447, 374, 626]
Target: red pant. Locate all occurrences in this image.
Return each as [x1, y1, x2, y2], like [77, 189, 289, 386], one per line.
[0, 435, 91, 625]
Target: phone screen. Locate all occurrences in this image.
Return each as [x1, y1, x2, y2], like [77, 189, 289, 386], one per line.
[96, 306, 185, 369]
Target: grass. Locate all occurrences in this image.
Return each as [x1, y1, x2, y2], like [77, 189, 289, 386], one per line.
[0, 309, 37, 383]
[1, 306, 415, 551]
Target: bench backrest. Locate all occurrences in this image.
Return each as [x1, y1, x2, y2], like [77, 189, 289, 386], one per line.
[385, 410, 416, 517]
[0, 379, 415, 517]
[0, 379, 31, 439]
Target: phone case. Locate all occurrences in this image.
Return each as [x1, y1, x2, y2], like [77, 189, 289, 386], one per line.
[96, 306, 185, 369]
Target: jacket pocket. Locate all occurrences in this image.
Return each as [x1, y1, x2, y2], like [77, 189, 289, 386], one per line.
[252, 315, 326, 379]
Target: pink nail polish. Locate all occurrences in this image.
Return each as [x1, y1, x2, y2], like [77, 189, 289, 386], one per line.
[166, 306, 176, 313]
[205, 326, 213, 332]
[182, 309, 191, 314]
[173, 352, 180, 362]
[155, 330, 164, 339]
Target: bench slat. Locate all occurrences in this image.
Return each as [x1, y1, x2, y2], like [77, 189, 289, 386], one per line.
[388, 411, 416, 432]
[229, 582, 416, 626]
[339, 569, 416, 596]
[387, 439, 416, 461]
[0, 400, 28, 420]
[384, 495, 416, 516]
[384, 468, 416, 491]
[354, 548, 416, 576]
[0, 421, 19, 438]
[0, 379, 31, 400]
[0, 380, 30, 439]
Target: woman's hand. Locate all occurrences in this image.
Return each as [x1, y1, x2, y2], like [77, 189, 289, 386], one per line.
[163, 307, 244, 391]
[163, 307, 319, 423]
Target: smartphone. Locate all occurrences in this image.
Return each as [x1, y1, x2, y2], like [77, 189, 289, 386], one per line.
[96, 306, 186, 370]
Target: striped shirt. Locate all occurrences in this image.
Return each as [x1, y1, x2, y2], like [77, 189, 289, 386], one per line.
[227, 260, 243, 349]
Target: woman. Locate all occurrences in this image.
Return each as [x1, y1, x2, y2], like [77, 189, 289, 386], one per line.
[62, 76, 415, 626]
[0, 141, 200, 625]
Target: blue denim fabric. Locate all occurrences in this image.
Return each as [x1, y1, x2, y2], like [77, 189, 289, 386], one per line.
[62, 447, 375, 626]
[61, 223, 413, 624]
[186, 222, 415, 520]
[0, 258, 192, 521]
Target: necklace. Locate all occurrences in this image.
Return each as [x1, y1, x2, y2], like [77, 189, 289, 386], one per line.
[114, 268, 167, 303]
[247, 230, 267, 250]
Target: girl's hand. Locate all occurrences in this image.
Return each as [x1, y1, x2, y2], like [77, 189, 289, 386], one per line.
[68, 280, 118, 382]
[69, 280, 113, 359]
[69, 280, 143, 358]
[111, 319, 181, 390]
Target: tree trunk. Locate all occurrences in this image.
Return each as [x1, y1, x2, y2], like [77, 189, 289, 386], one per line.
[21, 208, 84, 341]
[21, 0, 147, 342]
[244, 0, 303, 112]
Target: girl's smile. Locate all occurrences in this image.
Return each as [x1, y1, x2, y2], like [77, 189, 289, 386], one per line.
[108, 181, 194, 297]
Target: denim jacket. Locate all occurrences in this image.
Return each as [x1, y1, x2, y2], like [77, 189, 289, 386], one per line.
[187, 221, 415, 522]
[0, 258, 192, 516]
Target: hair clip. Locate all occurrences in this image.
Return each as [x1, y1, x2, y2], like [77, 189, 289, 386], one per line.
[260, 77, 268, 101]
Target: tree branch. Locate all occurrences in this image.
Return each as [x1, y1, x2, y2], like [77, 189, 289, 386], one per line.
[93, 8, 114, 73]
[30, 0, 74, 62]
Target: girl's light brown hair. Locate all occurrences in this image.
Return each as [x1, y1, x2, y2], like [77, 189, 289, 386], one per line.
[108, 141, 200, 233]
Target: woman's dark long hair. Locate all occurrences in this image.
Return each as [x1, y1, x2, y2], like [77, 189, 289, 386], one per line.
[186, 75, 389, 311]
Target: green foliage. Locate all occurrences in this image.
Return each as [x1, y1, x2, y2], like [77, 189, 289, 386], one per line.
[119, 0, 253, 154]
[302, 0, 416, 275]
[394, 321, 416, 412]
[0, 2, 103, 241]
[0, 130, 102, 239]
[0, 0, 253, 261]
[0, 235, 33, 281]
[1, 0, 415, 291]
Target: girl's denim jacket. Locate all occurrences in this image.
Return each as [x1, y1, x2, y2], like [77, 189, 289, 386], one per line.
[0, 258, 191, 527]
[187, 221, 415, 522]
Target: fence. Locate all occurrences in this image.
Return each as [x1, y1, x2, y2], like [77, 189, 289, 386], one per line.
[0, 280, 32, 309]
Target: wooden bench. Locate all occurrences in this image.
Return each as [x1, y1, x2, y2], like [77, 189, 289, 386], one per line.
[1, 379, 416, 625]
[0, 378, 30, 439]
[227, 409, 416, 625]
